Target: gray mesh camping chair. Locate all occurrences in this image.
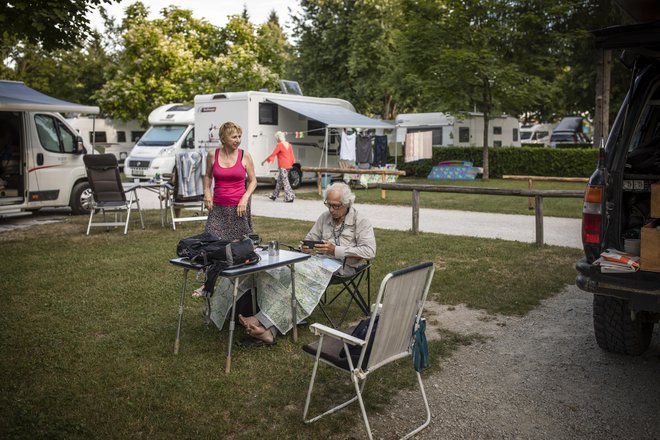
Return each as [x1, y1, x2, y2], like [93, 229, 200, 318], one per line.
[302, 261, 435, 440]
[83, 153, 144, 235]
[169, 150, 207, 230]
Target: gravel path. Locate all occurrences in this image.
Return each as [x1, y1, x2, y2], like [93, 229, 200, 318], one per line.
[359, 286, 660, 439]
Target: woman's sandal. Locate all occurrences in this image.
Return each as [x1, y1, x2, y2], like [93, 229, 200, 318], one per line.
[191, 286, 205, 298]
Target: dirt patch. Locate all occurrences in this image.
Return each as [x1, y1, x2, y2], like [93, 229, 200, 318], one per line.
[423, 301, 521, 340]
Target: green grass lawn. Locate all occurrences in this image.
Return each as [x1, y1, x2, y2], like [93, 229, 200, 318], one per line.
[0, 212, 581, 439]
[296, 177, 586, 218]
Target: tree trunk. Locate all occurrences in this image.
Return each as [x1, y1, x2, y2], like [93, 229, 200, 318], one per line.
[482, 111, 489, 180]
[594, 49, 611, 147]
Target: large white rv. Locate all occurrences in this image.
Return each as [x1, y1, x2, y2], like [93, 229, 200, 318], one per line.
[0, 80, 98, 217]
[396, 112, 522, 148]
[67, 116, 146, 167]
[194, 91, 393, 187]
[123, 104, 194, 180]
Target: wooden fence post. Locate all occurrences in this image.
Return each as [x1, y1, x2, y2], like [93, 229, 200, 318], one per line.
[535, 195, 544, 245]
[412, 189, 420, 234]
[528, 178, 534, 210]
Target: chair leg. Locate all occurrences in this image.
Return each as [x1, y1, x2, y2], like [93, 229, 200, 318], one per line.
[400, 372, 432, 440]
[352, 374, 374, 440]
[170, 200, 177, 230]
[135, 193, 145, 229]
[124, 202, 132, 235]
[86, 207, 94, 235]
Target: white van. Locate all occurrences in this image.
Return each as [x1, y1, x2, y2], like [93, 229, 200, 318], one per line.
[520, 123, 553, 145]
[124, 104, 194, 180]
[194, 91, 392, 187]
[67, 116, 146, 167]
[0, 80, 99, 217]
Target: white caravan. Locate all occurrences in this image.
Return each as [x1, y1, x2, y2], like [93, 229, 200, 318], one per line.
[67, 116, 146, 167]
[124, 104, 194, 180]
[396, 112, 522, 148]
[0, 80, 99, 218]
[194, 91, 393, 187]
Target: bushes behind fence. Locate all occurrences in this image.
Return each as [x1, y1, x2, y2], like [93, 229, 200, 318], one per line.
[397, 146, 599, 179]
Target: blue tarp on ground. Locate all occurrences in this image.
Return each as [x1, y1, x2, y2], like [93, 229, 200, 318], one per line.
[427, 160, 480, 180]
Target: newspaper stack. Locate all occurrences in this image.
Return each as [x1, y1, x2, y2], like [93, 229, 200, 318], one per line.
[594, 248, 640, 273]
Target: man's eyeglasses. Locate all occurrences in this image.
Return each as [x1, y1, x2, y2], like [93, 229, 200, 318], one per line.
[324, 201, 344, 210]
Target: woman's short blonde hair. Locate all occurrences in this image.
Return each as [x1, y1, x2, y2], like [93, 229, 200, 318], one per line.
[275, 131, 286, 142]
[220, 121, 242, 145]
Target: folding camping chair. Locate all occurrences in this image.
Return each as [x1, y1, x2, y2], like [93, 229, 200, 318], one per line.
[169, 150, 208, 230]
[83, 153, 145, 235]
[303, 261, 435, 440]
[318, 261, 371, 328]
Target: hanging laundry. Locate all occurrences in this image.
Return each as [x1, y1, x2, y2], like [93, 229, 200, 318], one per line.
[356, 134, 373, 167]
[340, 129, 357, 162]
[373, 135, 388, 166]
[404, 131, 433, 163]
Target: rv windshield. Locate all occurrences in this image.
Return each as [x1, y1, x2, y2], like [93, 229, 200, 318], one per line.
[137, 125, 186, 146]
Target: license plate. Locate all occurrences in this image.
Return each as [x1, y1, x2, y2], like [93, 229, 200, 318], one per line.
[132, 169, 144, 176]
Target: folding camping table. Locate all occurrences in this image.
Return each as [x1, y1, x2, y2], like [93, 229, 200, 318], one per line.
[169, 249, 311, 373]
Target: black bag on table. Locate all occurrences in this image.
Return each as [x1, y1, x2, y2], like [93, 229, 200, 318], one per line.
[176, 232, 261, 294]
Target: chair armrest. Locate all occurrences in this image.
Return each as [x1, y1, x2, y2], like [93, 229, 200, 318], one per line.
[309, 323, 366, 346]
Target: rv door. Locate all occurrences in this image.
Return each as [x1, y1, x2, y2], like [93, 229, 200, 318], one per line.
[29, 113, 82, 206]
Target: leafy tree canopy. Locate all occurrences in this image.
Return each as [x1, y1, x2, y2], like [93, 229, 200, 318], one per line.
[0, 0, 116, 50]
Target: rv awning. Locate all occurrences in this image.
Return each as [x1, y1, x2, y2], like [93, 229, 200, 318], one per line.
[267, 98, 393, 129]
[0, 80, 100, 114]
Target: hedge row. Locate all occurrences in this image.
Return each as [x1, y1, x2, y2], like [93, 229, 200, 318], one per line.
[397, 146, 599, 178]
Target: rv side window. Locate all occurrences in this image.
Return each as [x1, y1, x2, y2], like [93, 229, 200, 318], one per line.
[89, 131, 107, 144]
[493, 126, 502, 135]
[512, 128, 518, 142]
[131, 131, 145, 142]
[117, 131, 126, 142]
[259, 103, 278, 125]
[459, 127, 470, 143]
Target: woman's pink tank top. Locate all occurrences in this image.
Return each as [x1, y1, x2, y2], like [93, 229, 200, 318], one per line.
[213, 149, 246, 206]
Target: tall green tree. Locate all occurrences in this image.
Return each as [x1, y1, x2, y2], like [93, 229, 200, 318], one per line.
[292, 0, 399, 118]
[94, 3, 280, 124]
[0, 0, 116, 50]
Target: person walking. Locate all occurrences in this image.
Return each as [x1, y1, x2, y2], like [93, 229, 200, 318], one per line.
[262, 131, 295, 203]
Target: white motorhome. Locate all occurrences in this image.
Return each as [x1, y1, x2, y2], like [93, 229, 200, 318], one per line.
[67, 116, 146, 167]
[519, 123, 553, 145]
[0, 80, 99, 218]
[396, 112, 522, 148]
[194, 90, 393, 187]
[124, 104, 194, 180]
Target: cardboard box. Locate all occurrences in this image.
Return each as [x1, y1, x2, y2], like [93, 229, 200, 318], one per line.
[640, 219, 660, 272]
[652, 183, 660, 218]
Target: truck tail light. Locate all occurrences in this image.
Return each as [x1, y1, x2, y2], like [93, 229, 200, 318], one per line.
[582, 185, 603, 245]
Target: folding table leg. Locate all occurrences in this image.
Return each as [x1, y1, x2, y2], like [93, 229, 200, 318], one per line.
[174, 268, 189, 354]
[225, 276, 240, 374]
[290, 263, 297, 342]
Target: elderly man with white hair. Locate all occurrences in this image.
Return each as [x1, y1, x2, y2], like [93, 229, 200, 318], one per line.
[261, 131, 295, 202]
[237, 182, 376, 346]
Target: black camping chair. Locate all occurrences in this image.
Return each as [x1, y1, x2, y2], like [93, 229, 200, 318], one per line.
[318, 259, 372, 328]
[83, 154, 145, 235]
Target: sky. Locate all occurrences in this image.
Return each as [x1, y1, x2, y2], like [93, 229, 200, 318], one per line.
[87, 0, 301, 36]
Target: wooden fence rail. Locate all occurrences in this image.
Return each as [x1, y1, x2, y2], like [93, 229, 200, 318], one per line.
[380, 183, 585, 245]
[502, 175, 589, 210]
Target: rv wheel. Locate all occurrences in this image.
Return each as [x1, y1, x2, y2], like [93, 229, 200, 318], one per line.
[288, 167, 302, 189]
[70, 181, 93, 215]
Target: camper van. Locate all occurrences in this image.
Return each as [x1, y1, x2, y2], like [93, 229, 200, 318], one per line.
[519, 123, 553, 145]
[194, 91, 393, 187]
[67, 116, 146, 167]
[123, 104, 194, 180]
[0, 80, 98, 217]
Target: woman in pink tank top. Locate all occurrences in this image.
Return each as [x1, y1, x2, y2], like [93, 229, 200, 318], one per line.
[202, 121, 257, 240]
